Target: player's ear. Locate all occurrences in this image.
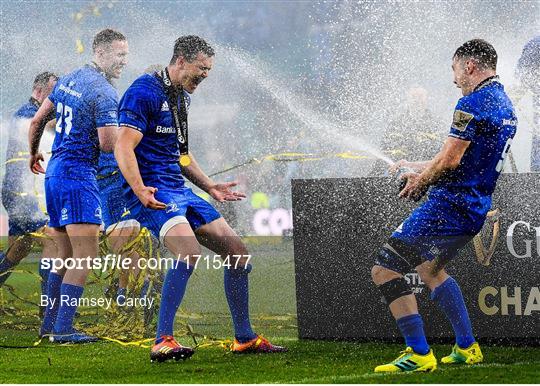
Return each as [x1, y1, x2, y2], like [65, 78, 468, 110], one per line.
[176, 56, 186, 69]
[465, 59, 474, 74]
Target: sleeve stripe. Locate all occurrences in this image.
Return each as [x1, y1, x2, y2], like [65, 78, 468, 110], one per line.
[120, 123, 144, 132]
[448, 133, 470, 140]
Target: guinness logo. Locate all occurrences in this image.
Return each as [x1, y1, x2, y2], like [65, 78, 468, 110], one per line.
[473, 209, 500, 266]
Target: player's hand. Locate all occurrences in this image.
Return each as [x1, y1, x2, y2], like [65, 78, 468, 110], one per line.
[389, 159, 410, 174]
[208, 181, 246, 203]
[136, 186, 167, 210]
[29, 153, 45, 174]
[398, 172, 426, 201]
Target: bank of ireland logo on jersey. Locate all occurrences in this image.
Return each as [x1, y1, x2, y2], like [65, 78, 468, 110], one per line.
[61, 208, 68, 221]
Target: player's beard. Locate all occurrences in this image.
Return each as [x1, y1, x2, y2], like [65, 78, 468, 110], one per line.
[185, 76, 203, 93]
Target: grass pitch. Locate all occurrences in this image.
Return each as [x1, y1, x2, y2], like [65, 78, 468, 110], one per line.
[1, 245, 539, 383]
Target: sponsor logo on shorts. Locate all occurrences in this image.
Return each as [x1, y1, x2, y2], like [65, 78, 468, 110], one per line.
[95, 207, 102, 219]
[156, 125, 175, 134]
[161, 101, 169, 111]
[61, 208, 68, 221]
[166, 202, 179, 213]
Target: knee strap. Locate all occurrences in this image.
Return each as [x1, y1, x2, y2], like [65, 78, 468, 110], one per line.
[378, 277, 412, 305]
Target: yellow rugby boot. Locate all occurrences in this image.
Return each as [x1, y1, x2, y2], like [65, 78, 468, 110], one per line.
[374, 346, 437, 373]
[441, 342, 483, 365]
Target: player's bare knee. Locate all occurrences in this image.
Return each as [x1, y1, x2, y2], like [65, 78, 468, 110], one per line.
[416, 261, 448, 290]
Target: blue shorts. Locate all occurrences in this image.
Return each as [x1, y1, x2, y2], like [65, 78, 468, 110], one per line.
[128, 187, 221, 242]
[98, 172, 137, 232]
[376, 196, 484, 274]
[45, 176, 102, 228]
[1, 191, 47, 236]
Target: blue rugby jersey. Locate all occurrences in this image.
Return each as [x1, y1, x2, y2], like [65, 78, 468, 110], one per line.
[431, 77, 517, 218]
[46, 65, 118, 179]
[118, 73, 191, 201]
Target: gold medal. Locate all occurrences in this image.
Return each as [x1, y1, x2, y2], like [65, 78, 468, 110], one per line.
[180, 154, 191, 167]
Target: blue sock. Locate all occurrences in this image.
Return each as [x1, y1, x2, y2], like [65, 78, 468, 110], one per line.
[224, 264, 256, 343]
[38, 262, 50, 296]
[0, 252, 15, 286]
[155, 262, 193, 342]
[41, 272, 63, 333]
[396, 314, 430, 355]
[140, 279, 150, 298]
[53, 283, 84, 333]
[431, 277, 475, 349]
[116, 287, 126, 304]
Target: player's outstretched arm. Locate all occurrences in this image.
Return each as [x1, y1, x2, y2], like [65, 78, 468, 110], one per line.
[182, 152, 246, 202]
[115, 126, 166, 209]
[399, 137, 470, 200]
[28, 98, 54, 174]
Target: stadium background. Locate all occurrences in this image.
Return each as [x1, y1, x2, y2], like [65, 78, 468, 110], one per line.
[0, 1, 539, 383]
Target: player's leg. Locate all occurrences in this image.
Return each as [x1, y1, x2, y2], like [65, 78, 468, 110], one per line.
[99, 175, 144, 300]
[40, 227, 70, 337]
[36, 226, 58, 317]
[106, 223, 142, 300]
[0, 192, 49, 286]
[150, 220, 200, 362]
[370, 206, 439, 373]
[194, 212, 287, 353]
[416, 260, 483, 364]
[50, 223, 100, 341]
[0, 235, 33, 286]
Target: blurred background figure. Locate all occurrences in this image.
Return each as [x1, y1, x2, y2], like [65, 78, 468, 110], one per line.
[370, 86, 445, 175]
[515, 36, 540, 172]
[0, 72, 59, 291]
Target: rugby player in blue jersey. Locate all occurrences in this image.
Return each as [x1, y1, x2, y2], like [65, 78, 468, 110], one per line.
[0, 73, 58, 302]
[98, 115, 141, 304]
[371, 39, 517, 372]
[28, 29, 129, 343]
[115, 35, 286, 362]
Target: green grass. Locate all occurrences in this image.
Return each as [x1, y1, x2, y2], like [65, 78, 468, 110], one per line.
[1, 246, 540, 383]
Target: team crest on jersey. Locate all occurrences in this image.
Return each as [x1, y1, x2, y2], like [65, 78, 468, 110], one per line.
[161, 101, 170, 111]
[452, 110, 474, 132]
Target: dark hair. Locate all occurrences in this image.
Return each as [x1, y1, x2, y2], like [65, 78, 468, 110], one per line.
[170, 35, 215, 64]
[92, 28, 126, 52]
[454, 39, 497, 70]
[33, 71, 58, 89]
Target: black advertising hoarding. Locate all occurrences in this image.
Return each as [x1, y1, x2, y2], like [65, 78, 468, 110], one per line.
[292, 174, 540, 342]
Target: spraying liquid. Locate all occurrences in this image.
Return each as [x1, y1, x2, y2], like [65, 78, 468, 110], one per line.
[222, 46, 394, 166]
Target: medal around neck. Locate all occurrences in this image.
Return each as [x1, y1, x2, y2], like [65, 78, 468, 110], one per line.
[180, 154, 191, 167]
